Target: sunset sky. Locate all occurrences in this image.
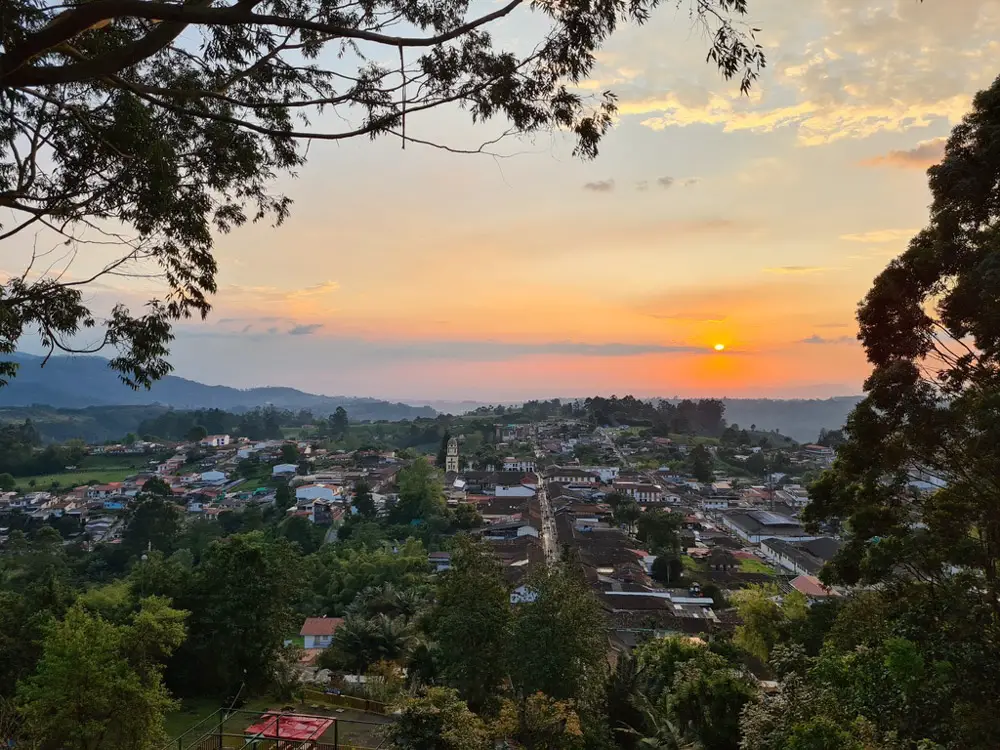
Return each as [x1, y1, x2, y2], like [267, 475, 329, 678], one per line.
[14, 0, 1000, 400]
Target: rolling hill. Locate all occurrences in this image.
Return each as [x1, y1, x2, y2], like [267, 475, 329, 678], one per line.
[0, 354, 435, 421]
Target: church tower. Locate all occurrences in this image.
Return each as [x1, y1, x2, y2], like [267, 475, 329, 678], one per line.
[445, 436, 459, 472]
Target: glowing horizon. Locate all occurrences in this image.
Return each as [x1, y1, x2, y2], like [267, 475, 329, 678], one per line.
[10, 0, 989, 401]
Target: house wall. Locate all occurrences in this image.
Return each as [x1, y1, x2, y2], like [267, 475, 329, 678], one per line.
[303, 634, 333, 649]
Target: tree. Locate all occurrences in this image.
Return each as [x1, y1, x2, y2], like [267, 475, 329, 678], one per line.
[510, 564, 605, 702]
[140, 477, 172, 497]
[277, 514, 323, 554]
[391, 458, 446, 524]
[634, 635, 706, 705]
[432, 536, 512, 710]
[689, 445, 714, 483]
[186, 425, 208, 443]
[806, 73, 1000, 608]
[319, 613, 415, 674]
[280, 443, 299, 464]
[385, 688, 490, 750]
[613, 499, 641, 533]
[668, 652, 756, 750]
[729, 585, 806, 663]
[451, 502, 484, 530]
[0, 472, 15, 491]
[636, 510, 681, 556]
[329, 407, 350, 439]
[494, 693, 584, 750]
[351, 479, 377, 520]
[309, 539, 430, 615]
[172, 533, 304, 696]
[17, 597, 186, 750]
[273, 482, 293, 513]
[436, 432, 453, 469]
[651, 555, 683, 585]
[122, 496, 182, 557]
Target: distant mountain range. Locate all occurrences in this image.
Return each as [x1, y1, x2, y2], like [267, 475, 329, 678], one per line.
[0, 354, 436, 421]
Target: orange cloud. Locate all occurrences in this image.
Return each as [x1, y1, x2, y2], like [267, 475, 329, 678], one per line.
[860, 138, 947, 170]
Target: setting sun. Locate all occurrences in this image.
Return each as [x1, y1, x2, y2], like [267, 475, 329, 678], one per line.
[714, 343, 726, 352]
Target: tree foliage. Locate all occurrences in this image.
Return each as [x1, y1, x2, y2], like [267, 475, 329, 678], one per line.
[17, 597, 186, 750]
[432, 536, 512, 709]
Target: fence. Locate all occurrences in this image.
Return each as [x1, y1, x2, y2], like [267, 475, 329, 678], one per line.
[168, 707, 391, 750]
[301, 689, 390, 716]
[187, 731, 385, 750]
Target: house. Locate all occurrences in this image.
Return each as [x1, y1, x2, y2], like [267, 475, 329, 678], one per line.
[272, 463, 297, 477]
[201, 434, 231, 448]
[200, 470, 227, 484]
[700, 496, 733, 511]
[614, 482, 664, 503]
[790, 574, 838, 599]
[428, 551, 452, 571]
[86, 483, 123, 499]
[721, 510, 818, 544]
[295, 484, 339, 503]
[503, 458, 536, 473]
[299, 616, 344, 648]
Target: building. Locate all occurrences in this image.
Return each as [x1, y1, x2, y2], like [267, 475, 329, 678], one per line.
[272, 463, 297, 477]
[445, 437, 460, 473]
[613, 482, 664, 503]
[790, 574, 839, 599]
[721, 510, 818, 544]
[495, 480, 536, 498]
[200, 470, 227, 484]
[299, 616, 344, 648]
[295, 484, 340, 503]
[546, 467, 600, 485]
[759, 537, 841, 576]
[503, 457, 536, 472]
[200, 434, 231, 448]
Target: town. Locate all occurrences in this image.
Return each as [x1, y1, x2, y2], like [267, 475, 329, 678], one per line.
[0, 394, 954, 750]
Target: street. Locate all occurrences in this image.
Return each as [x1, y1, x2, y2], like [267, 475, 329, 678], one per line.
[535, 472, 558, 565]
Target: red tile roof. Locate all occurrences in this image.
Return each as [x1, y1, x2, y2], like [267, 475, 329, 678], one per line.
[299, 616, 344, 637]
[791, 574, 837, 598]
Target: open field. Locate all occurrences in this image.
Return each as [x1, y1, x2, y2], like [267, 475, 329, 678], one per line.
[16, 466, 135, 489]
[739, 557, 777, 575]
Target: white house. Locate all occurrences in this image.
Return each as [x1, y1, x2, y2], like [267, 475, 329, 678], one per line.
[200, 471, 227, 484]
[701, 496, 733, 511]
[503, 458, 536, 472]
[299, 616, 344, 649]
[200, 434, 231, 448]
[614, 482, 664, 503]
[272, 463, 297, 477]
[295, 484, 340, 503]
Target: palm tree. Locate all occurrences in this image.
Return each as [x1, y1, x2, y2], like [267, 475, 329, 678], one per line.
[617, 693, 699, 750]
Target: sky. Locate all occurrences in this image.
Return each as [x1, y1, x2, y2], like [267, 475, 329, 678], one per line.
[11, 0, 1000, 400]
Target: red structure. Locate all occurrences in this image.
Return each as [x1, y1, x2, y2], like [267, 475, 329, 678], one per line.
[243, 712, 335, 747]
